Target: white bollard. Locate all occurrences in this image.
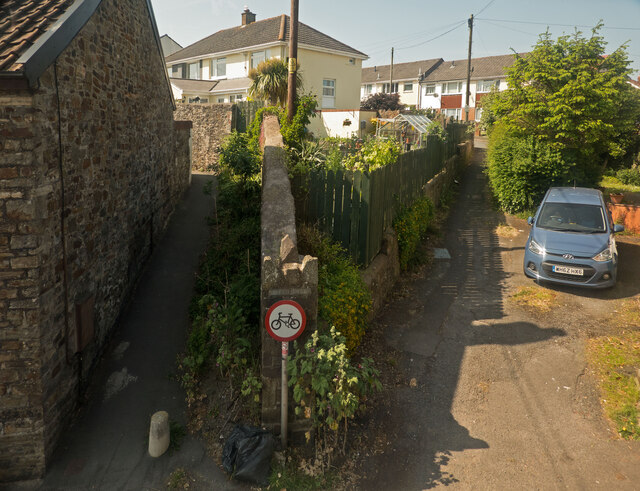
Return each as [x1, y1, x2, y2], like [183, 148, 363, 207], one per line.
[148, 411, 170, 457]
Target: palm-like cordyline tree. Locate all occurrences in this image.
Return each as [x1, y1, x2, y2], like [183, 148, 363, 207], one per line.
[248, 58, 302, 107]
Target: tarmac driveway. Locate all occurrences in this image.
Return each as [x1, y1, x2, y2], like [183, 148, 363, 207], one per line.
[355, 143, 640, 490]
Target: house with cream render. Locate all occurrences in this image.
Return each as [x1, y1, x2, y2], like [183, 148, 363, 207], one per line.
[165, 8, 370, 137]
[360, 58, 443, 107]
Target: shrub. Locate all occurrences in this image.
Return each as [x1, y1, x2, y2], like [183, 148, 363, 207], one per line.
[360, 92, 402, 112]
[288, 327, 381, 461]
[343, 138, 401, 171]
[219, 132, 261, 180]
[616, 166, 640, 187]
[486, 123, 596, 214]
[297, 225, 372, 351]
[393, 196, 434, 270]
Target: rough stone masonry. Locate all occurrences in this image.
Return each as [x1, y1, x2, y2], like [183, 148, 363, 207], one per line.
[0, 0, 191, 482]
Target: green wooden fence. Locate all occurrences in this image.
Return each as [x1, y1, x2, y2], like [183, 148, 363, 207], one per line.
[294, 123, 469, 266]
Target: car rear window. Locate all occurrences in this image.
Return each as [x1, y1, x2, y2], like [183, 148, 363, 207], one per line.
[537, 202, 606, 233]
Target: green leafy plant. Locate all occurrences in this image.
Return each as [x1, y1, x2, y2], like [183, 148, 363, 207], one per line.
[219, 131, 261, 181]
[248, 58, 301, 107]
[297, 225, 372, 351]
[288, 327, 381, 466]
[393, 196, 434, 270]
[617, 166, 640, 187]
[343, 138, 401, 171]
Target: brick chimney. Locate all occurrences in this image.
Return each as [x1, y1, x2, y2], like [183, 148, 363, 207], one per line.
[242, 6, 256, 26]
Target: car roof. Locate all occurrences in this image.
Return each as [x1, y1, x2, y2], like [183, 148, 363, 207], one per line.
[544, 187, 603, 206]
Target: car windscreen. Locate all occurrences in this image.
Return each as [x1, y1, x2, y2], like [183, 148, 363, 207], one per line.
[536, 202, 606, 233]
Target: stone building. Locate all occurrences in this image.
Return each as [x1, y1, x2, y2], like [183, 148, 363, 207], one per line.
[0, 0, 191, 482]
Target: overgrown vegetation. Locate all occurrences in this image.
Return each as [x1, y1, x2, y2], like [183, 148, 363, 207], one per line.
[587, 330, 640, 440]
[483, 24, 640, 213]
[297, 224, 372, 351]
[393, 196, 435, 270]
[360, 92, 403, 112]
[179, 130, 262, 415]
[288, 328, 381, 470]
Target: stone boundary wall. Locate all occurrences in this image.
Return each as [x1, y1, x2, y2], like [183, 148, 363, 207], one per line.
[0, 0, 191, 482]
[362, 140, 473, 317]
[173, 103, 233, 173]
[259, 116, 318, 442]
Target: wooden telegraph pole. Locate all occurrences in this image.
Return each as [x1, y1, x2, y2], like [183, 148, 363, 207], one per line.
[287, 0, 299, 123]
[464, 14, 473, 121]
[389, 47, 394, 95]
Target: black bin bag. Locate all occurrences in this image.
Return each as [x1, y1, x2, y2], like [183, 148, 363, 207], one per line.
[222, 424, 276, 485]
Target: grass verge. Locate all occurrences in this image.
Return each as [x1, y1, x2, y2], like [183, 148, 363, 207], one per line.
[600, 175, 640, 195]
[510, 286, 557, 312]
[586, 330, 640, 440]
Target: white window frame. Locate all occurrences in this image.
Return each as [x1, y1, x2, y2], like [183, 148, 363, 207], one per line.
[403, 82, 413, 92]
[322, 79, 336, 108]
[211, 57, 226, 78]
[364, 84, 373, 95]
[188, 62, 200, 80]
[442, 108, 461, 120]
[477, 79, 499, 92]
[383, 82, 398, 94]
[424, 83, 436, 95]
[188, 96, 208, 103]
[217, 97, 225, 103]
[250, 49, 271, 70]
[442, 81, 463, 94]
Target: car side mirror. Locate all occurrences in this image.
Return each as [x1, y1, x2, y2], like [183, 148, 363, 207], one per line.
[527, 217, 533, 226]
[613, 224, 624, 233]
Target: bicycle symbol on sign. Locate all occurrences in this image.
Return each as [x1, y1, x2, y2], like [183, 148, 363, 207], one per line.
[270, 312, 301, 331]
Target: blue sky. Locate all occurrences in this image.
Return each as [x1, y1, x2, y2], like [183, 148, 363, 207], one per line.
[150, 0, 640, 78]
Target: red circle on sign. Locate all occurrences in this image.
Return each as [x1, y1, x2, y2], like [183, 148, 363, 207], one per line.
[265, 300, 306, 342]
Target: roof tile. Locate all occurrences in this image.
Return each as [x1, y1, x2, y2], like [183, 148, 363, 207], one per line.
[0, 0, 76, 73]
[165, 14, 366, 63]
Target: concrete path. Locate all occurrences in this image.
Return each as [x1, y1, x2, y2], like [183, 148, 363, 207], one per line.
[32, 173, 243, 490]
[356, 142, 640, 489]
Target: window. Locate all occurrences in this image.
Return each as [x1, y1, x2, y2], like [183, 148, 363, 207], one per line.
[188, 62, 200, 80]
[229, 95, 235, 103]
[217, 97, 225, 103]
[188, 96, 208, 103]
[403, 82, 413, 92]
[442, 108, 461, 120]
[475, 107, 483, 121]
[383, 82, 398, 93]
[364, 84, 373, 95]
[250, 49, 271, 69]
[442, 81, 463, 94]
[424, 83, 436, 95]
[171, 65, 183, 78]
[477, 79, 500, 92]
[210, 57, 226, 77]
[322, 79, 336, 108]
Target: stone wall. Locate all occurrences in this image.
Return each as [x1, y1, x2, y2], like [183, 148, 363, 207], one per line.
[173, 103, 233, 172]
[259, 116, 318, 441]
[0, 0, 190, 482]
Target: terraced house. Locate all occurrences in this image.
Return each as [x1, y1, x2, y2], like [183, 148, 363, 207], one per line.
[361, 53, 522, 121]
[166, 8, 371, 137]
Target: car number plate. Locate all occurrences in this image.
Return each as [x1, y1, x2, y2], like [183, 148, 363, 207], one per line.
[553, 265, 583, 276]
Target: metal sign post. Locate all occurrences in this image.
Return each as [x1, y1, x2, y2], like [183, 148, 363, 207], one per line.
[265, 300, 306, 449]
[281, 341, 289, 448]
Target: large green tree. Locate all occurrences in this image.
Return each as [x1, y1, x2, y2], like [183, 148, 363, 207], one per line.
[484, 24, 640, 212]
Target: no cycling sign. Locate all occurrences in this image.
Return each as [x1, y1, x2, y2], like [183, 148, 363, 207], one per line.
[265, 300, 306, 342]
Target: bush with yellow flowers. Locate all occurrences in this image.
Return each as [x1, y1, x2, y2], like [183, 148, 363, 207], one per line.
[297, 224, 372, 351]
[393, 196, 434, 270]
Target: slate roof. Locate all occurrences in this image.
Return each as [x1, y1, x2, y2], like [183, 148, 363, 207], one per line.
[211, 77, 251, 92]
[422, 53, 525, 82]
[165, 14, 367, 63]
[0, 0, 76, 72]
[361, 58, 443, 84]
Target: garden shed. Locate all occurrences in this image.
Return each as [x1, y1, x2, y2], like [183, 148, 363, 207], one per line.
[375, 114, 432, 149]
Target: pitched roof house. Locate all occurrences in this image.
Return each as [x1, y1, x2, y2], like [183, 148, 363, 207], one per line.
[419, 53, 523, 120]
[361, 58, 443, 106]
[165, 8, 367, 108]
[0, 0, 190, 482]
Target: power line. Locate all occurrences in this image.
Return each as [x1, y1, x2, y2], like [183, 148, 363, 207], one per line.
[476, 17, 640, 31]
[359, 19, 468, 52]
[396, 21, 467, 50]
[475, 0, 497, 17]
[483, 20, 538, 37]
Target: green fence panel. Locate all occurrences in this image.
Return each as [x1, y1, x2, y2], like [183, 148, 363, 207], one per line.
[350, 173, 362, 262]
[341, 173, 353, 249]
[332, 169, 345, 243]
[358, 173, 371, 265]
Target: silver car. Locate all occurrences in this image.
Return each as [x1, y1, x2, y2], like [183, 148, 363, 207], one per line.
[523, 187, 624, 288]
